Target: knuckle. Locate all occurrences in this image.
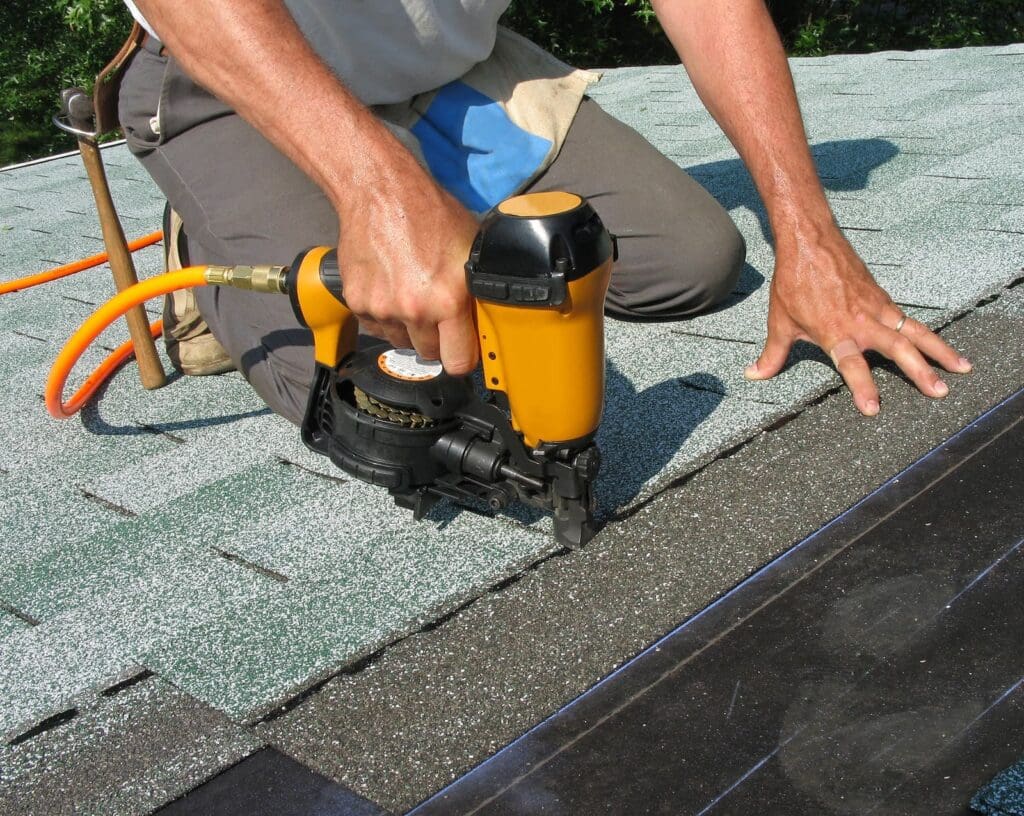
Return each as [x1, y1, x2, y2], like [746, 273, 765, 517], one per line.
[342, 289, 368, 315]
[444, 355, 475, 375]
[414, 336, 441, 358]
[837, 360, 865, 378]
[893, 335, 915, 356]
[830, 337, 861, 361]
[433, 290, 464, 320]
[902, 320, 925, 340]
[908, 360, 932, 379]
[399, 297, 426, 324]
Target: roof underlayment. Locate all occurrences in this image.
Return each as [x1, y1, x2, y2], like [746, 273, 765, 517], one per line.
[1, 45, 1022, 813]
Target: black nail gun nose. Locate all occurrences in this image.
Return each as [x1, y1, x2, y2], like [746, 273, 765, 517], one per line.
[280, 192, 616, 548]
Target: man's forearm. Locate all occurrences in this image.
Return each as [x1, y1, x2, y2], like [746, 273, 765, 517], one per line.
[132, 0, 426, 216]
[651, 0, 833, 247]
[133, 0, 481, 373]
[652, 0, 969, 412]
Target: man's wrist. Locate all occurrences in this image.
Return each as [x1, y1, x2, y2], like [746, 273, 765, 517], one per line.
[323, 131, 438, 222]
[768, 194, 838, 252]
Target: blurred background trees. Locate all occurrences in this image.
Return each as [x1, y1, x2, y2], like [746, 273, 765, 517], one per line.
[2, 0, 1022, 166]
[0, 0, 131, 166]
[504, 0, 1024, 63]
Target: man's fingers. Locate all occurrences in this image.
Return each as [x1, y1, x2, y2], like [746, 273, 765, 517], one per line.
[360, 313, 473, 376]
[407, 324, 441, 362]
[359, 318, 387, 341]
[380, 322, 412, 351]
[896, 317, 972, 374]
[745, 329, 792, 381]
[830, 338, 880, 416]
[438, 314, 479, 376]
[878, 326, 949, 398]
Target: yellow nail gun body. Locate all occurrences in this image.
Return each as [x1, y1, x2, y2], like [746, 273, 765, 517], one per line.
[290, 191, 616, 547]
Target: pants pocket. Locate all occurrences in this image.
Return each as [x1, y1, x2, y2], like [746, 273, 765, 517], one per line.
[118, 47, 169, 155]
[156, 57, 234, 143]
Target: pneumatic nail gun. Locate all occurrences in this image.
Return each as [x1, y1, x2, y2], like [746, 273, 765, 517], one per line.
[209, 191, 617, 547]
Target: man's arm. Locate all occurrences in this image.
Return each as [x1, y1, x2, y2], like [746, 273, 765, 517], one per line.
[651, 0, 971, 415]
[133, 0, 480, 374]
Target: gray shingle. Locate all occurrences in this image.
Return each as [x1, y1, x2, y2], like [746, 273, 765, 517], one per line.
[0, 676, 258, 816]
[0, 610, 30, 638]
[1, 45, 1022, 749]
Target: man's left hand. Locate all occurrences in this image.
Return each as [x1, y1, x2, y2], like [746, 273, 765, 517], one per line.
[744, 227, 973, 416]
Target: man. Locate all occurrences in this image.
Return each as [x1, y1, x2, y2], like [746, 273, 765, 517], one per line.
[119, 0, 970, 426]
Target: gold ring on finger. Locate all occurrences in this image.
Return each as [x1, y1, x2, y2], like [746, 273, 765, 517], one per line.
[894, 314, 908, 333]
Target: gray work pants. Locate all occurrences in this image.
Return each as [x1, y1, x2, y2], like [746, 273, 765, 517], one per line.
[119, 38, 745, 425]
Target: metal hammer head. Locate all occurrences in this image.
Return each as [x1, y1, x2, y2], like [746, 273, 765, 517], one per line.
[56, 88, 97, 137]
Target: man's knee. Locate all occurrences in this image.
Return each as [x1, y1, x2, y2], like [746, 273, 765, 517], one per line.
[690, 219, 746, 311]
[606, 216, 746, 320]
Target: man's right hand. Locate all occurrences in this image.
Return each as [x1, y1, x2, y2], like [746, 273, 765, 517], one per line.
[134, 0, 481, 376]
[334, 161, 480, 376]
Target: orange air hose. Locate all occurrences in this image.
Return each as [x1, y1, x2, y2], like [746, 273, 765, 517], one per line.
[46, 266, 208, 419]
[0, 231, 164, 295]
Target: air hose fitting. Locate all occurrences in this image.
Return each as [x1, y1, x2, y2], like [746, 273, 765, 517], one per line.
[203, 264, 289, 294]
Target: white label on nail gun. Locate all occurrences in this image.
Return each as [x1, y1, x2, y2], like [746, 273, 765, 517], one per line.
[378, 349, 444, 381]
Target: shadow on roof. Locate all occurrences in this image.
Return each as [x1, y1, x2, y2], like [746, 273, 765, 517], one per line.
[690, 138, 901, 241]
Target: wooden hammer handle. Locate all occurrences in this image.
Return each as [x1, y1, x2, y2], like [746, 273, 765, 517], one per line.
[78, 139, 166, 390]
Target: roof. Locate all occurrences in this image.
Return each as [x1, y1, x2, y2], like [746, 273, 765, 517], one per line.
[1, 44, 1023, 813]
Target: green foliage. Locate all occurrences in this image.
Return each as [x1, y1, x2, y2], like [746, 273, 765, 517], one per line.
[502, 0, 1024, 66]
[502, 0, 676, 68]
[1, 0, 1022, 166]
[777, 0, 1024, 56]
[0, 0, 130, 166]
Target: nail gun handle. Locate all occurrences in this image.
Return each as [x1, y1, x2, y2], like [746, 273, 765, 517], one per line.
[287, 247, 358, 369]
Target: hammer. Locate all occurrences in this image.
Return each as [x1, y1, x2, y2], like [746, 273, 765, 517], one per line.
[55, 87, 166, 390]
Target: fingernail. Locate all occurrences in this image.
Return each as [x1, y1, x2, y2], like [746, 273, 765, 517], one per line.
[958, 357, 973, 372]
[743, 362, 759, 380]
[864, 400, 879, 416]
[934, 380, 949, 397]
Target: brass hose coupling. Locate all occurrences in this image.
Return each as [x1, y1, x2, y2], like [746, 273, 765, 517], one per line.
[204, 264, 289, 294]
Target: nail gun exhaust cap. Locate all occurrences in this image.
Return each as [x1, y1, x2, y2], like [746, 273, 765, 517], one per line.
[497, 191, 583, 217]
[466, 191, 615, 307]
[377, 349, 443, 382]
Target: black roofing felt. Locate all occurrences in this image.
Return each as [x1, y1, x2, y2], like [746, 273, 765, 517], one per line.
[0, 46, 1022, 814]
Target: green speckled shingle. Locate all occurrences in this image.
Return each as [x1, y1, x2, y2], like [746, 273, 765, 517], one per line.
[1, 45, 1022, 753]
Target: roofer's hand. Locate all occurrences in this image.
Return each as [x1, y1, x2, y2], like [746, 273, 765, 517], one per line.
[128, 1, 480, 375]
[744, 227, 972, 416]
[335, 168, 480, 376]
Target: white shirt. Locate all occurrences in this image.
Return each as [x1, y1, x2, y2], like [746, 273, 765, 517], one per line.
[123, 0, 512, 105]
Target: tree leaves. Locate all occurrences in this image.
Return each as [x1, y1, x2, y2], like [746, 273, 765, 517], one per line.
[0, 0, 130, 165]
[2, 0, 1022, 166]
[781, 0, 1024, 56]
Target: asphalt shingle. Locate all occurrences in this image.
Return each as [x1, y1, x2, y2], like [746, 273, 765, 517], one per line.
[1, 45, 1022, 771]
[0, 675, 259, 816]
[0, 609, 29, 638]
[260, 299, 1024, 812]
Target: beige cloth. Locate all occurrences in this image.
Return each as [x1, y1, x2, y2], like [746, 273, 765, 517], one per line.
[377, 27, 600, 213]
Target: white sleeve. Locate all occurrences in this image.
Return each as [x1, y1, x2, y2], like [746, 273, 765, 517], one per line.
[122, 0, 159, 40]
